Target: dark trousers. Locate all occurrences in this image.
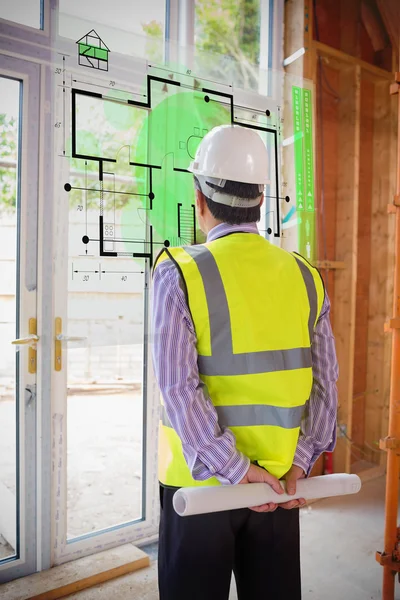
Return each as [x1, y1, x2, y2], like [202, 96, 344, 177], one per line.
[158, 485, 301, 600]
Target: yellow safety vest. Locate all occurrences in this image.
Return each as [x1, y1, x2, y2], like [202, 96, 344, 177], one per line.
[154, 233, 325, 487]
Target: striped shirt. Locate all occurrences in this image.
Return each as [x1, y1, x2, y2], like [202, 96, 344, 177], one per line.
[152, 222, 338, 484]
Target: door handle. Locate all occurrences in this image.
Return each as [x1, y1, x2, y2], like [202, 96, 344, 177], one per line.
[11, 334, 39, 346]
[56, 334, 87, 342]
[11, 318, 37, 374]
[55, 318, 87, 371]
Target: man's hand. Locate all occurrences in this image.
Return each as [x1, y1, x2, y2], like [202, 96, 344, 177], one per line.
[280, 464, 307, 510]
[239, 463, 284, 513]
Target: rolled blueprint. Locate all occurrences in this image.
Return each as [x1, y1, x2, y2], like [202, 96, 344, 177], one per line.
[173, 473, 362, 517]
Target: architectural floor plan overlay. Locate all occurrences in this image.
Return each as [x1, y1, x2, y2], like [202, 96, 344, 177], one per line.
[59, 66, 285, 280]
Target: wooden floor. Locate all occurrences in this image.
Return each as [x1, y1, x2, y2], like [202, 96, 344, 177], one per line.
[0, 544, 149, 600]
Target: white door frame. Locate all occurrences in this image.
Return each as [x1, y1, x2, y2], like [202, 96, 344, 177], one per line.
[51, 72, 160, 565]
[0, 0, 163, 572]
[50, 1, 162, 559]
[0, 55, 40, 583]
[1, 0, 162, 570]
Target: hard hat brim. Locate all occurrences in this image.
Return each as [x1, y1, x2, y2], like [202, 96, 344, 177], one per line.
[188, 161, 270, 185]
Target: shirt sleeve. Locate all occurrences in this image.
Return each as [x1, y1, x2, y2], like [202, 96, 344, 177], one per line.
[151, 258, 250, 485]
[293, 293, 339, 475]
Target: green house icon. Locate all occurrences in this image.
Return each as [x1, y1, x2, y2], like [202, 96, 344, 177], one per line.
[77, 29, 110, 71]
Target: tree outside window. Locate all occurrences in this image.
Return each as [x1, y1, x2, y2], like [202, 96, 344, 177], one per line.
[0, 114, 18, 213]
[141, 0, 262, 90]
[195, 0, 261, 90]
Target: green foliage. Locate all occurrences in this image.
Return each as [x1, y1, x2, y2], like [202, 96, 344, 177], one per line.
[195, 0, 261, 89]
[142, 19, 164, 63]
[142, 19, 163, 39]
[141, 0, 261, 89]
[0, 113, 18, 212]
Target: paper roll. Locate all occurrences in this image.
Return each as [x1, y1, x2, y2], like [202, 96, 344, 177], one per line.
[173, 473, 362, 517]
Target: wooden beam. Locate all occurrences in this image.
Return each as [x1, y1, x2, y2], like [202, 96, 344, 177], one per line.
[284, 0, 316, 81]
[282, 0, 310, 253]
[304, 0, 315, 81]
[333, 65, 361, 473]
[315, 62, 340, 319]
[0, 544, 150, 600]
[314, 260, 345, 269]
[357, 464, 386, 482]
[380, 86, 399, 469]
[315, 40, 393, 79]
[352, 75, 374, 463]
[284, 0, 306, 79]
[380, 43, 400, 598]
[376, 0, 399, 55]
[361, 1, 388, 52]
[365, 80, 395, 466]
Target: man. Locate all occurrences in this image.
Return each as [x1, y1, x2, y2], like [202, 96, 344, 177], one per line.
[152, 124, 338, 600]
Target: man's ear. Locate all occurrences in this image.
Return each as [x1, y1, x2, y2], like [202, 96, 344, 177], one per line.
[195, 188, 206, 216]
[259, 194, 264, 208]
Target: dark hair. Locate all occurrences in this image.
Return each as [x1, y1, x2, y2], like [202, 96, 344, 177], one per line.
[194, 176, 261, 225]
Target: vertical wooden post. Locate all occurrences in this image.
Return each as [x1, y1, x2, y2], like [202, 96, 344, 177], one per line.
[380, 91, 398, 470]
[284, 0, 307, 79]
[304, 0, 315, 81]
[352, 76, 374, 463]
[365, 79, 393, 466]
[381, 57, 400, 600]
[282, 0, 311, 253]
[332, 64, 361, 473]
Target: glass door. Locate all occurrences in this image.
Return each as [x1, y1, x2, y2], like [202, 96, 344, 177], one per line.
[65, 93, 149, 539]
[52, 71, 159, 563]
[0, 75, 20, 565]
[0, 56, 40, 582]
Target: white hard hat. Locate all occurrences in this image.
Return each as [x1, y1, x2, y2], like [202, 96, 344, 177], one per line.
[188, 124, 269, 184]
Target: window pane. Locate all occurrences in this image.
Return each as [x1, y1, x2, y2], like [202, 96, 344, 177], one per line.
[0, 77, 20, 561]
[0, 0, 42, 29]
[66, 91, 148, 539]
[194, 0, 267, 91]
[58, 0, 166, 62]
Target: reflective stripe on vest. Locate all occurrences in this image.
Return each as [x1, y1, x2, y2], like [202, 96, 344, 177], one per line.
[183, 245, 316, 377]
[293, 254, 318, 343]
[161, 403, 305, 430]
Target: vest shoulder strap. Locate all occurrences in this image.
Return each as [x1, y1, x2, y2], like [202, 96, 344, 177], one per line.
[152, 247, 168, 273]
[152, 246, 190, 306]
[292, 252, 325, 330]
[152, 246, 192, 274]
